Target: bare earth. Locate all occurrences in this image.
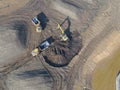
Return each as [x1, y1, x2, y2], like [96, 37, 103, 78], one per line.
[0, 0, 120, 90]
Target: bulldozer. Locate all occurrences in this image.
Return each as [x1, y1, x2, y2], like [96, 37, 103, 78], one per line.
[57, 23, 68, 41]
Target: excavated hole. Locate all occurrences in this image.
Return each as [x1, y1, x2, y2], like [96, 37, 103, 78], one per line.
[43, 31, 82, 67]
[36, 16, 83, 67]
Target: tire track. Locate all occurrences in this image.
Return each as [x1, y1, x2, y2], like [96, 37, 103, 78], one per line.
[36, 55, 64, 90]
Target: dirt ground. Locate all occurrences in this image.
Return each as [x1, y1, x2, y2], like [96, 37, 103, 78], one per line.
[0, 0, 29, 15]
[0, 0, 120, 90]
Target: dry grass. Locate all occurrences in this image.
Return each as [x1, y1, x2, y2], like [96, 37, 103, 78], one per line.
[93, 49, 120, 90]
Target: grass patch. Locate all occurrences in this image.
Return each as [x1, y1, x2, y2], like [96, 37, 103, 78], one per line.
[93, 48, 120, 90]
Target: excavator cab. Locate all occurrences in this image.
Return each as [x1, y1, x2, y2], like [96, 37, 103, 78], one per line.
[36, 26, 42, 32]
[60, 33, 68, 41]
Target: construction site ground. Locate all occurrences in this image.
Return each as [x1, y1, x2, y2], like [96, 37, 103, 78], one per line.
[0, 0, 120, 90]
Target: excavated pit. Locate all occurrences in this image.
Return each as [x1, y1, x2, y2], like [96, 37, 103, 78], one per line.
[33, 15, 83, 67]
[43, 31, 82, 67]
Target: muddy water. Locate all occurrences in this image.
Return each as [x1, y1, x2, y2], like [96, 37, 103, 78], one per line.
[92, 48, 120, 90]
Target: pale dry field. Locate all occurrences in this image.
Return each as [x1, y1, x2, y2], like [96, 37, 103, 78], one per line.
[93, 49, 120, 90]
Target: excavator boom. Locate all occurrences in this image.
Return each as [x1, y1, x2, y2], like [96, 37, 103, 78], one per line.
[57, 24, 64, 34]
[57, 23, 68, 41]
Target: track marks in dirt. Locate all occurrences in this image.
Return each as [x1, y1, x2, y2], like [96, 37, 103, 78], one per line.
[0, 0, 100, 90]
[0, 0, 29, 15]
[51, 1, 78, 20]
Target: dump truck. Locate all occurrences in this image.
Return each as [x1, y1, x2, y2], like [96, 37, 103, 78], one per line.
[31, 36, 55, 56]
[32, 17, 42, 32]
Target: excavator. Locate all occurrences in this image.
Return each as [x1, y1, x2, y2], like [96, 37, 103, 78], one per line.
[57, 23, 68, 41]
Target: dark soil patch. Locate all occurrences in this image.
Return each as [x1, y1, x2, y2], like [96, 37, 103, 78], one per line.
[11, 21, 28, 48]
[17, 69, 53, 83]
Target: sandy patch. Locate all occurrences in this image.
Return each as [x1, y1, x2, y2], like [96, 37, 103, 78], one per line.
[0, 27, 25, 67]
[0, 0, 29, 15]
[91, 31, 120, 63]
[51, 1, 78, 20]
[83, 0, 94, 4]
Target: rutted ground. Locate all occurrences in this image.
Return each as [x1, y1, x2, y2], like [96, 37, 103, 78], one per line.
[81, 0, 120, 90]
[6, 58, 53, 90]
[0, 0, 29, 15]
[0, 0, 120, 90]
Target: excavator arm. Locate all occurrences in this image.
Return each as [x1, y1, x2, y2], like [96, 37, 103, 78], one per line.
[57, 24, 64, 34]
[57, 23, 68, 41]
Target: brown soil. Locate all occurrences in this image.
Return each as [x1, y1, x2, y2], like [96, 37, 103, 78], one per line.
[0, 0, 119, 90]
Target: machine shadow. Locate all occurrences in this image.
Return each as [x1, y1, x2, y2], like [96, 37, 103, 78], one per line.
[17, 69, 50, 78]
[43, 56, 69, 67]
[37, 12, 49, 30]
[61, 16, 72, 41]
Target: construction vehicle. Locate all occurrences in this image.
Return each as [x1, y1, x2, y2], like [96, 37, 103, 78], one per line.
[32, 17, 42, 32]
[31, 36, 55, 56]
[57, 23, 68, 41]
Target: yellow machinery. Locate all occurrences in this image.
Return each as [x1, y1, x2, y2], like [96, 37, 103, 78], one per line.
[57, 23, 68, 41]
[32, 17, 42, 33]
[31, 36, 55, 56]
[31, 48, 39, 56]
[36, 25, 42, 32]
